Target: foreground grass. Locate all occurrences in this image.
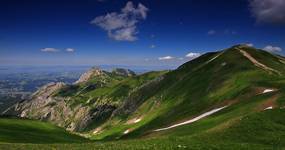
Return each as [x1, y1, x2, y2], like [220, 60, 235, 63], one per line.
[0, 136, 275, 150]
[0, 118, 88, 144]
[1, 109, 285, 149]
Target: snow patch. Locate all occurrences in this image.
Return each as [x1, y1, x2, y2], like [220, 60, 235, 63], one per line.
[123, 129, 130, 134]
[264, 106, 273, 110]
[153, 106, 228, 132]
[263, 89, 275, 94]
[134, 118, 142, 123]
[126, 117, 143, 124]
[177, 145, 187, 148]
[93, 127, 102, 134]
[93, 130, 99, 134]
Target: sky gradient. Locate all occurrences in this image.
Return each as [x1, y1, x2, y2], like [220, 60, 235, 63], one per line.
[0, 0, 284, 67]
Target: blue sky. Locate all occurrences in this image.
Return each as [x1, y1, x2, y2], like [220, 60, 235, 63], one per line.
[0, 0, 284, 67]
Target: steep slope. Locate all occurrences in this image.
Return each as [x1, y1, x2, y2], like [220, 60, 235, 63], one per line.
[88, 45, 285, 140]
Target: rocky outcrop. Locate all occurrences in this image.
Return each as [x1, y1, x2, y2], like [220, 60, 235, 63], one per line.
[2, 68, 128, 132]
[112, 68, 136, 77]
[3, 82, 65, 116]
[75, 67, 106, 84]
[2, 81, 116, 132]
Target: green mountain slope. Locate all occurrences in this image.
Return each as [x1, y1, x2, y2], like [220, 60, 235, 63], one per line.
[88, 45, 285, 141]
[0, 118, 88, 144]
[2, 45, 285, 149]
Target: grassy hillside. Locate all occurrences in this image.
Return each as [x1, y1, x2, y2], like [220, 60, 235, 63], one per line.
[87, 45, 285, 141]
[0, 118, 88, 144]
[2, 45, 285, 149]
[1, 109, 285, 149]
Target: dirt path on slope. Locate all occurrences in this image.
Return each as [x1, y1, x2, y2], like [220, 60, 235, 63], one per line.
[206, 51, 224, 64]
[236, 48, 281, 75]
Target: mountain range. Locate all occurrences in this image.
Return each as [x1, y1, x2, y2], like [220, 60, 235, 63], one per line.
[1, 44, 285, 149]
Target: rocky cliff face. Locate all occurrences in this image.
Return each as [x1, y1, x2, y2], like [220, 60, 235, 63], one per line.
[2, 67, 161, 132]
[2, 68, 116, 131]
[75, 67, 106, 84]
[112, 68, 136, 77]
[1, 82, 92, 131]
[3, 82, 65, 116]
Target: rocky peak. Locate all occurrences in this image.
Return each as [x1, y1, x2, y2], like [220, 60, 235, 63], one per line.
[75, 67, 105, 84]
[112, 68, 136, 77]
[33, 82, 65, 98]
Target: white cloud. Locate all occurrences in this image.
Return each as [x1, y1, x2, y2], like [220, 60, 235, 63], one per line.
[158, 56, 174, 60]
[263, 45, 282, 52]
[185, 52, 201, 59]
[66, 48, 75, 52]
[91, 1, 149, 41]
[109, 26, 138, 41]
[245, 43, 254, 47]
[208, 30, 216, 35]
[41, 48, 59, 52]
[249, 0, 285, 24]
